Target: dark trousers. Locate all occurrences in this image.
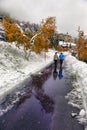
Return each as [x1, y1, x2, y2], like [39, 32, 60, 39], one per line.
[54, 60, 57, 72]
[59, 59, 63, 68]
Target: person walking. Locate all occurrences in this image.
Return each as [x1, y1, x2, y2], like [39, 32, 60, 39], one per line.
[59, 52, 64, 68]
[53, 52, 58, 72]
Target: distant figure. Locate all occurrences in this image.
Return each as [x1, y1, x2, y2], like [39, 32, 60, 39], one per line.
[53, 52, 58, 72]
[59, 52, 64, 68]
[58, 68, 63, 79]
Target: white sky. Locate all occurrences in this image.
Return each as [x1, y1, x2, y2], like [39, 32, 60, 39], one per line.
[0, 0, 87, 36]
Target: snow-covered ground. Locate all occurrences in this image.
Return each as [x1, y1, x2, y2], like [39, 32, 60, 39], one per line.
[0, 41, 55, 99]
[0, 41, 87, 127]
[65, 54, 87, 126]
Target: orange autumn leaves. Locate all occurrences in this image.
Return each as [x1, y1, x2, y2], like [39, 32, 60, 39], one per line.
[2, 17, 30, 50]
[32, 17, 56, 53]
[77, 31, 87, 61]
[2, 16, 56, 54]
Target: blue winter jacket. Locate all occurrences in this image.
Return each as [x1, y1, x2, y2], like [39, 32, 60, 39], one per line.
[59, 53, 64, 60]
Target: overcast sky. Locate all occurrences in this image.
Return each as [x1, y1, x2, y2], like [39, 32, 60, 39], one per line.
[0, 0, 87, 37]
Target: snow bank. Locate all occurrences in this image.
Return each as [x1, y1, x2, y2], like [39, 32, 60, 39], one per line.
[1, 40, 87, 126]
[0, 41, 55, 101]
[65, 54, 87, 125]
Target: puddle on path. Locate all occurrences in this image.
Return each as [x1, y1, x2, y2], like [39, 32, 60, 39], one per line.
[0, 65, 84, 130]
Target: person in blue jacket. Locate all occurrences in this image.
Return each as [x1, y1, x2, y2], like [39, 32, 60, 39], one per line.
[59, 52, 64, 68]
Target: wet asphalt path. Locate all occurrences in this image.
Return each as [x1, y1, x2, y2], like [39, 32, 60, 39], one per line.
[0, 64, 84, 130]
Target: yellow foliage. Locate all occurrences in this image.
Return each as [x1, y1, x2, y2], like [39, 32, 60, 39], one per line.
[31, 17, 56, 53]
[41, 17, 56, 38]
[77, 32, 87, 61]
[3, 17, 21, 42]
[2, 16, 57, 54]
[2, 16, 30, 53]
[32, 34, 49, 53]
[55, 45, 63, 52]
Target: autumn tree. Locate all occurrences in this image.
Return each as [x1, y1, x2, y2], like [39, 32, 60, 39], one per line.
[2, 16, 57, 57]
[30, 17, 56, 53]
[2, 17, 31, 58]
[77, 30, 87, 61]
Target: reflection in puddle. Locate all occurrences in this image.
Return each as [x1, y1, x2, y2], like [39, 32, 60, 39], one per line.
[58, 68, 63, 79]
[53, 68, 63, 80]
[15, 66, 54, 113]
[31, 65, 54, 113]
[0, 65, 54, 130]
[0, 66, 53, 112]
[0, 65, 84, 130]
[53, 71, 57, 80]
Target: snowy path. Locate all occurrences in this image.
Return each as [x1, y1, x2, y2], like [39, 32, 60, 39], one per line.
[0, 64, 84, 130]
